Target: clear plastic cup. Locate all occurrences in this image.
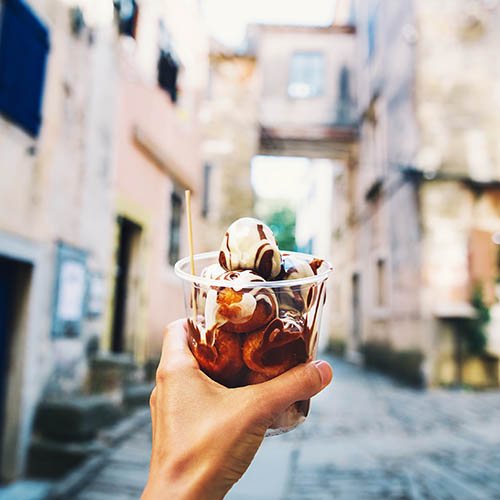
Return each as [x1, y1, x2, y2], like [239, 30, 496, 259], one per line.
[174, 251, 332, 436]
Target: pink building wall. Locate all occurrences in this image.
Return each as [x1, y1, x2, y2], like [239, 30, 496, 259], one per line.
[111, 70, 204, 359]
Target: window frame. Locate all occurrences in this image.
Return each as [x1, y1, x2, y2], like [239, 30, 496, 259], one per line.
[288, 51, 325, 100]
[367, 4, 378, 62]
[167, 189, 183, 267]
[375, 257, 386, 308]
[371, 253, 390, 318]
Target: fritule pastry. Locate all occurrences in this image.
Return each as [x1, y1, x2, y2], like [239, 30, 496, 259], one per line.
[188, 217, 326, 390]
[187, 320, 244, 387]
[242, 314, 307, 378]
[205, 270, 277, 333]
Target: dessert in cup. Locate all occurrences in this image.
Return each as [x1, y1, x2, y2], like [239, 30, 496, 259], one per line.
[175, 217, 332, 435]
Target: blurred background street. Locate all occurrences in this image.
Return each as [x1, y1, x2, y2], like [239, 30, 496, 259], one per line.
[1, 0, 500, 498]
[36, 355, 500, 500]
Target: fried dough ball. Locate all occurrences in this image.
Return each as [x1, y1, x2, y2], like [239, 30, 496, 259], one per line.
[187, 320, 244, 387]
[242, 316, 307, 378]
[205, 270, 277, 334]
[244, 370, 274, 385]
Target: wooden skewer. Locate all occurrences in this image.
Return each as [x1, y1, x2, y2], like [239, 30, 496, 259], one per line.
[185, 190, 197, 320]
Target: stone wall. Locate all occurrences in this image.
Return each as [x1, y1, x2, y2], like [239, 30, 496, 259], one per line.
[0, 6, 115, 384]
[334, 0, 421, 356]
[199, 52, 258, 250]
[415, 0, 500, 180]
[335, 0, 500, 385]
[0, 0, 118, 479]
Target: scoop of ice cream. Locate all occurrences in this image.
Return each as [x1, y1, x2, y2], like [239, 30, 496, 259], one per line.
[219, 217, 282, 280]
[279, 254, 315, 280]
[277, 254, 318, 313]
[204, 270, 277, 333]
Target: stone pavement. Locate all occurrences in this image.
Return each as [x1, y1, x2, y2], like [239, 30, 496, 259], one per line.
[72, 356, 500, 499]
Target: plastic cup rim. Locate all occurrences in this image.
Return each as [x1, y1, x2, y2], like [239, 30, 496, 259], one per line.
[174, 250, 333, 289]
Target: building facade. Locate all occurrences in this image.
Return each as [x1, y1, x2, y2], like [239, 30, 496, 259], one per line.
[105, 0, 209, 361]
[250, 17, 358, 350]
[333, 0, 500, 386]
[253, 22, 358, 160]
[0, 0, 208, 481]
[0, 0, 117, 480]
[197, 44, 258, 251]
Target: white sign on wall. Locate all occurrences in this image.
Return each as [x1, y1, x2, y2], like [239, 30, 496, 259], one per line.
[56, 260, 86, 322]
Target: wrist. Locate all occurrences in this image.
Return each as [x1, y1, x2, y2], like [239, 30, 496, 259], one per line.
[142, 457, 225, 500]
[142, 475, 201, 500]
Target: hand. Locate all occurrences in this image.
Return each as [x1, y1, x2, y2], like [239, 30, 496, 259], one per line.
[142, 319, 333, 500]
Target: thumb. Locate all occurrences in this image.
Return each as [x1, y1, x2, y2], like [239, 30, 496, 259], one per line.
[248, 360, 333, 421]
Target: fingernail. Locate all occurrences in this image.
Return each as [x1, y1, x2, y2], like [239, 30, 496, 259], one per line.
[312, 360, 332, 387]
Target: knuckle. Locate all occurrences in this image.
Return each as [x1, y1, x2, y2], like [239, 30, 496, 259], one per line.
[149, 388, 157, 408]
[304, 363, 322, 391]
[232, 389, 265, 426]
[155, 366, 170, 384]
[162, 319, 186, 343]
[290, 363, 320, 394]
[155, 359, 191, 384]
[169, 356, 195, 372]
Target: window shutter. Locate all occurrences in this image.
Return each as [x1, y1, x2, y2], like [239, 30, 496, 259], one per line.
[0, 0, 50, 136]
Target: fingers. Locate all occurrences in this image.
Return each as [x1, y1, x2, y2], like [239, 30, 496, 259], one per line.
[157, 319, 198, 377]
[149, 387, 157, 442]
[247, 360, 333, 421]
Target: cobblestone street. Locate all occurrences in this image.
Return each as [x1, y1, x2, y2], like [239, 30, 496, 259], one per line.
[74, 356, 500, 499]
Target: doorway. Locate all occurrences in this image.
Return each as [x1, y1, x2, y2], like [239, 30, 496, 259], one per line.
[0, 256, 32, 480]
[111, 217, 141, 354]
[352, 273, 361, 347]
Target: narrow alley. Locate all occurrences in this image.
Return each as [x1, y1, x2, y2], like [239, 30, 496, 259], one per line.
[72, 357, 500, 499]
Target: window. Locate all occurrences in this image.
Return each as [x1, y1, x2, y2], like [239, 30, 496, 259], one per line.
[157, 20, 179, 103]
[168, 191, 182, 266]
[288, 52, 325, 99]
[375, 258, 387, 307]
[158, 51, 178, 103]
[337, 66, 352, 125]
[113, 0, 139, 38]
[202, 164, 211, 218]
[339, 67, 350, 103]
[0, 0, 50, 137]
[367, 6, 378, 61]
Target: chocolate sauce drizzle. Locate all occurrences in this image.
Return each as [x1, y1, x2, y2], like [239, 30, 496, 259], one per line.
[188, 279, 326, 378]
[309, 258, 324, 275]
[218, 232, 230, 269]
[257, 223, 267, 240]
